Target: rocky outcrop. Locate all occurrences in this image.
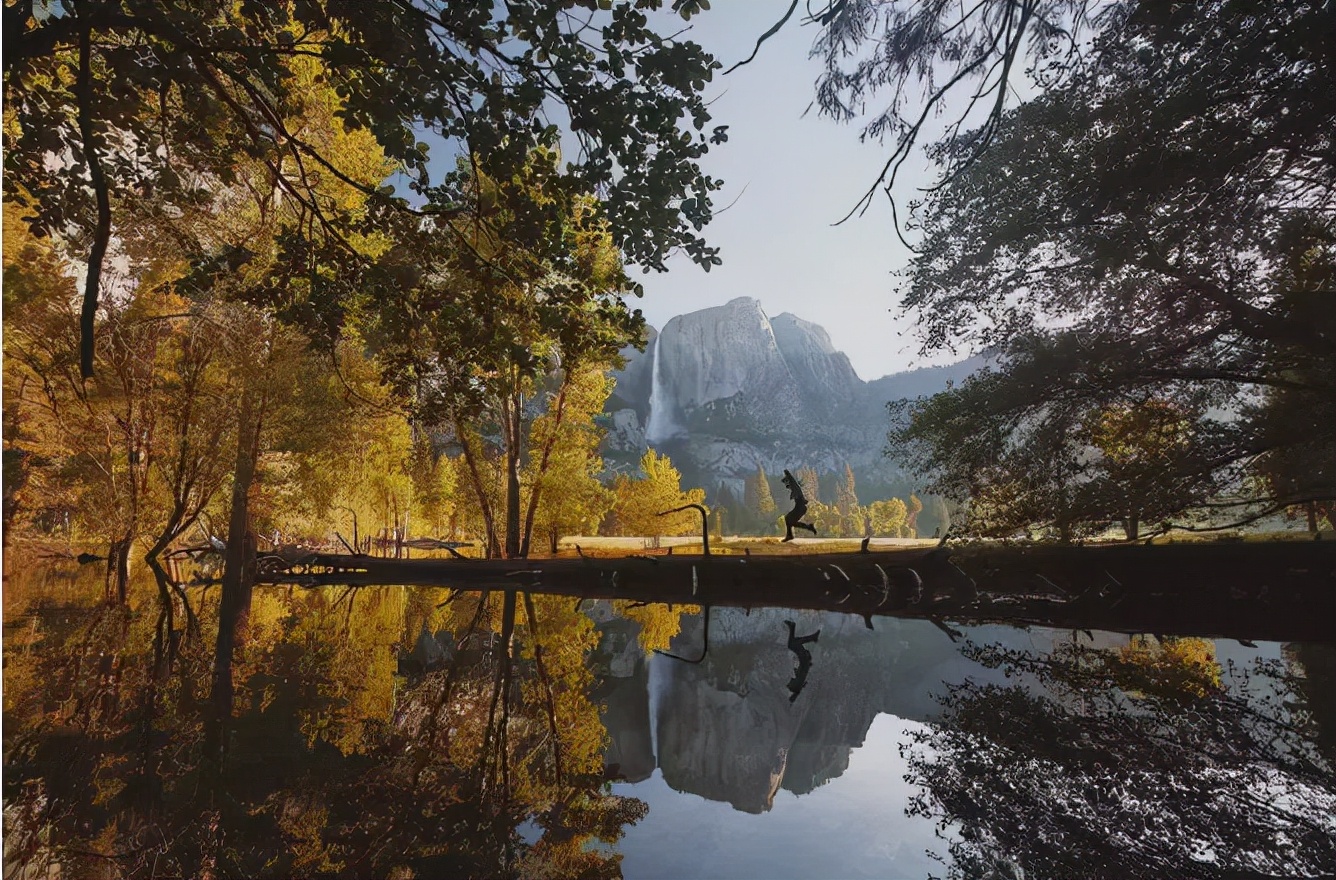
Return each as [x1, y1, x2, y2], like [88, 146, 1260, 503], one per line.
[652, 608, 821, 813]
[770, 312, 861, 421]
[654, 298, 807, 439]
[603, 408, 646, 460]
[601, 296, 983, 496]
[597, 666, 656, 784]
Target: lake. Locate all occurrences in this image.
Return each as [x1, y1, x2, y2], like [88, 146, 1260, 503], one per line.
[3, 560, 1334, 878]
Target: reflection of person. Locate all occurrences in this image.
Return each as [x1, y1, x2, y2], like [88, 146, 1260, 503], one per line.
[784, 620, 820, 702]
[781, 469, 817, 542]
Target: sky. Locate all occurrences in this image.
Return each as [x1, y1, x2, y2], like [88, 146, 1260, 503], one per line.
[627, 3, 958, 381]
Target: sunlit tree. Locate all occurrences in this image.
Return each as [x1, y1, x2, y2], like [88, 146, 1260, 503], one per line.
[608, 450, 706, 539]
[867, 497, 909, 538]
[742, 465, 777, 536]
[527, 368, 618, 554]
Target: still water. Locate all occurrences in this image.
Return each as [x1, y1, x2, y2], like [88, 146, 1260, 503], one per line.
[4, 561, 1335, 878]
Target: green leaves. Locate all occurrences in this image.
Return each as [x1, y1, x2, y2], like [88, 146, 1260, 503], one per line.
[887, 1, 1336, 533]
[5, 0, 726, 376]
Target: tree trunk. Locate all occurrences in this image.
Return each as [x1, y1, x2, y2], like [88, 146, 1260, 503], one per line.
[1307, 501, 1319, 533]
[456, 421, 500, 558]
[255, 542, 1336, 645]
[1125, 514, 1140, 541]
[220, 392, 259, 642]
[521, 378, 570, 558]
[107, 432, 146, 606]
[76, 17, 112, 379]
[503, 392, 522, 559]
[208, 391, 260, 764]
[106, 532, 132, 605]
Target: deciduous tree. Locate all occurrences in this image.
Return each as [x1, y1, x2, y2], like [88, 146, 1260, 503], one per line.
[366, 152, 641, 557]
[885, 2, 1335, 530]
[5, 0, 724, 376]
[867, 497, 908, 538]
[527, 368, 618, 554]
[608, 450, 706, 539]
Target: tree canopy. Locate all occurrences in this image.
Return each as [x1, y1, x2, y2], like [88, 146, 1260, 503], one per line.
[5, 0, 725, 375]
[806, 0, 1101, 224]
[884, 0, 1335, 537]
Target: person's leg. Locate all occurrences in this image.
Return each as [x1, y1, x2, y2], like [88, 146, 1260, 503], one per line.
[791, 502, 815, 535]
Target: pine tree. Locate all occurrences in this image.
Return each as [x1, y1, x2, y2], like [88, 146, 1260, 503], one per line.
[795, 466, 821, 505]
[834, 464, 856, 513]
[743, 466, 776, 535]
[826, 465, 857, 536]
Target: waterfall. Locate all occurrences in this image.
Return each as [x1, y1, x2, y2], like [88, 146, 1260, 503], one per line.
[646, 335, 677, 444]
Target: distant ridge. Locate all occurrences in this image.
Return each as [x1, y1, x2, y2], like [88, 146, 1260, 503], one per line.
[861, 356, 989, 404]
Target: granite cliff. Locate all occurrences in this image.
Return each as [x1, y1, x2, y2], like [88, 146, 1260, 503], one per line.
[604, 296, 984, 499]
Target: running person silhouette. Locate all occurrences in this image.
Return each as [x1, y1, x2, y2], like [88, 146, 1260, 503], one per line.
[781, 469, 818, 542]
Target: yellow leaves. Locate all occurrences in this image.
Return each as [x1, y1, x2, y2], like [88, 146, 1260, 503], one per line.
[1089, 400, 1192, 465]
[615, 601, 684, 654]
[411, 450, 459, 538]
[1116, 636, 1223, 701]
[521, 594, 605, 773]
[610, 449, 707, 537]
[261, 333, 421, 541]
[868, 497, 909, 537]
[565, 195, 625, 291]
[3, 100, 20, 145]
[2, 198, 76, 313]
[275, 795, 345, 875]
[529, 366, 617, 543]
[282, 50, 398, 219]
[92, 754, 129, 806]
[150, 40, 396, 268]
[247, 591, 292, 646]
[2, 650, 40, 715]
[238, 587, 405, 756]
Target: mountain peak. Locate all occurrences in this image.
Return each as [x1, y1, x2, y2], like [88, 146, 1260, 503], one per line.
[771, 312, 841, 360]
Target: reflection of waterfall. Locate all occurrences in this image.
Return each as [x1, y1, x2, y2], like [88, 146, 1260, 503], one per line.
[647, 652, 665, 767]
[645, 336, 678, 444]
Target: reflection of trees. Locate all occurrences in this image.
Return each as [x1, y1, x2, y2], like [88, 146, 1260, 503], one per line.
[1288, 643, 1336, 770]
[904, 637, 1336, 879]
[3, 566, 646, 878]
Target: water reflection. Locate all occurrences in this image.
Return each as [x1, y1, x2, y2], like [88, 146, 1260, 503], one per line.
[4, 560, 1335, 878]
[902, 638, 1336, 878]
[3, 564, 646, 878]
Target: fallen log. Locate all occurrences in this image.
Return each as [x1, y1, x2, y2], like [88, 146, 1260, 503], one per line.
[255, 541, 1336, 643]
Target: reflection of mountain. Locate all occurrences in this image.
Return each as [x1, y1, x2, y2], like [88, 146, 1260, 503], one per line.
[595, 662, 656, 784]
[598, 608, 1016, 814]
